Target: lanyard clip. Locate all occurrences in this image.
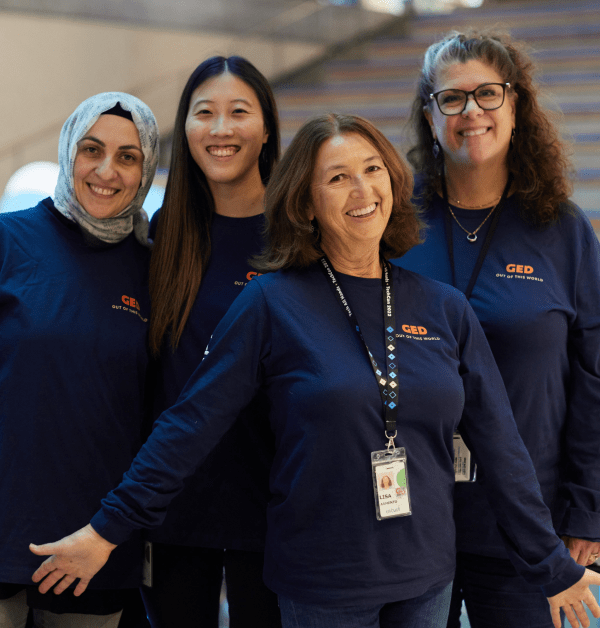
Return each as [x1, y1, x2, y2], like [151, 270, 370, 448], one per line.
[385, 430, 397, 452]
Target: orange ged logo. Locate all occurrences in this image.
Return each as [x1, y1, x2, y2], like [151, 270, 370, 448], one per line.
[401, 325, 427, 335]
[506, 264, 533, 274]
[497, 263, 543, 282]
[397, 324, 440, 341]
[112, 294, 148, 322]
[122, 295, 140, 310]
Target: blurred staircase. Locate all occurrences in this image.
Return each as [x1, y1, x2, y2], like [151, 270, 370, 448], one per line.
[273, 0, 600, 232]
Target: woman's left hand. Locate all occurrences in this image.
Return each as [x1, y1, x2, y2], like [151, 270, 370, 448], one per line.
[548, 568, 600, 628]
[29, 524, 116, 595]
[562, 536, 600, 566]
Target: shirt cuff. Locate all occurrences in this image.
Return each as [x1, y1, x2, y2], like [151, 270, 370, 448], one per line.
[559, 507, 600, 541]
[540, 559, 585, 597]
[90, 509, 137, 546]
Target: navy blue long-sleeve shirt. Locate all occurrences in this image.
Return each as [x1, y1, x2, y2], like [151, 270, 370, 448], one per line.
[91, 263, 583, 603]
[393, 186, 600, 558]
[146, 210, 274, 550]
[0, 199, 150, 588]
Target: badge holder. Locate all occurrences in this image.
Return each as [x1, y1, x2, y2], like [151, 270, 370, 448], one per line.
[372, 433, 412, 520]
[453, 432, 477, 482]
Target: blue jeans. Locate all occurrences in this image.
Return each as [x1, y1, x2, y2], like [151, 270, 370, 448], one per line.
[279, 581, 452, 628]
[447, 552, 561, 628]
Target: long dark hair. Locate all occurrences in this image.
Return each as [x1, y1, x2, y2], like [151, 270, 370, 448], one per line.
[149, 56, 280, 354]
[407, 29, 572, 224]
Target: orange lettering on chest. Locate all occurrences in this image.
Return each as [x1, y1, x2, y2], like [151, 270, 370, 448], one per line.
[121, 295, 141, 310]
[506, 264, 533, 274]
[401, 325, 428, 335]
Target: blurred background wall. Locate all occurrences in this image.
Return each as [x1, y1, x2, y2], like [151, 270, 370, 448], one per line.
[1, 0, 598, 230]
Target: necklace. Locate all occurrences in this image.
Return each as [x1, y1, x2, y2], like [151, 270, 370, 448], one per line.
[448, 195, 502, 209]
[447, 202, 498, 243]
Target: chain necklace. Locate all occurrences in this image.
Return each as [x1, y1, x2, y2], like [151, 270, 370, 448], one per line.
[447, 202, 499, 243]
[449, 195, 502, 209]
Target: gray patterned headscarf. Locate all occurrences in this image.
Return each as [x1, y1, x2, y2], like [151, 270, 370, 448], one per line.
[53, 92, 159, 247]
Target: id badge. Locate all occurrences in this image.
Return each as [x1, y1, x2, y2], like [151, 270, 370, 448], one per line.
[453, 432, 477, 482]
[371, 447, 412, 520]
[142, 541, 153, 587]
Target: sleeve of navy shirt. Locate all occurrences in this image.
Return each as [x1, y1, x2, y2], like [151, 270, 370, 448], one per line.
[456, 300, 584, 596]
[90, 278, 271, 544]
[560, 228, 600, 538]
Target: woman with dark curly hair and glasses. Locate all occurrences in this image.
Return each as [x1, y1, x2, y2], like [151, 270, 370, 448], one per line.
[393, 29, 600, 628]
[29, 113, 600, 628]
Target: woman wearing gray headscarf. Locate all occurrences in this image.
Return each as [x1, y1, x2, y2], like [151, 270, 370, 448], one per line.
[0, 92, 158, 628]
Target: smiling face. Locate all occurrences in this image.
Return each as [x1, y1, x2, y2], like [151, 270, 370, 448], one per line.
[73, 114, 143, 220]
[185, 72, 269, 191]
[309, 133, 392, 258]
[425, 59, 516, 171]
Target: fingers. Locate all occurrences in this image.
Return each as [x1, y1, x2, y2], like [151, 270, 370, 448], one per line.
[550, 604, 563, 628]
[53, 575, 77, 595]
[573, 600, 590, 628]
[563, 603, 583, 628]
[37, 570, 66, 595]
[73, 579, 91, 597]
[582, 587, 600, 618]
[562, 538, 600, 566]
[31, 556, 57, 583]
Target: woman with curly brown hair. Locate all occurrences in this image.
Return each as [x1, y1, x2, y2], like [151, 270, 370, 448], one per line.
[393, 30, 600, 628]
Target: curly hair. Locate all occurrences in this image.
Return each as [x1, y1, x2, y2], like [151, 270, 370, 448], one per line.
[406, 29, 572, 225]
[253, 113, 422, 272]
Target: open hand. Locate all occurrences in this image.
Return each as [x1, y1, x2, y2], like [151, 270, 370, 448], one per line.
[30, 524, 116, 596]
[548, 568, 600, 628]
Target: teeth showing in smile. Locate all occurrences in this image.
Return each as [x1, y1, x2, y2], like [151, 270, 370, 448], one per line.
[89, 184, 118, 196]
[347, 203, 377, 217]
[461, 128, 488, 137]
[208, 146, 238, 157]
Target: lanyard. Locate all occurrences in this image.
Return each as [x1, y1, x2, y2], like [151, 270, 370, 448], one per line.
[442, 175, 512, 300]
[319, 256, 399, 442]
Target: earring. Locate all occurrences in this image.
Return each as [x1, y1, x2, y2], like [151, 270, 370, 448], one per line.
[309, 223, 314, 233]
[432, 140, 440, 159]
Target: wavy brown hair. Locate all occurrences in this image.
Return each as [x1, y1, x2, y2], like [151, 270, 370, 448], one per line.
[149, 56, 280, 355]
[253, 113, 422, 272]
[407, 29, 572, 225]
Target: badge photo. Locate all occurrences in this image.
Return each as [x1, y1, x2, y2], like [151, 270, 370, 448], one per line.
[371, 448, 412, 520]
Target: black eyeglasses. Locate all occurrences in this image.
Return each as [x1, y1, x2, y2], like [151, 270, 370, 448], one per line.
[429, 82, 511, 116]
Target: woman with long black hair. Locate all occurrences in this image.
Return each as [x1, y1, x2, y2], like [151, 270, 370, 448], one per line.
[141, 56, 281, 628]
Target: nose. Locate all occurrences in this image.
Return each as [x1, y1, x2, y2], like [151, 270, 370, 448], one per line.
[350, 175, 367, 198]
[462, 94, 483, 119]
[210, 114, 233, 136]
[95, 156, 116, 179]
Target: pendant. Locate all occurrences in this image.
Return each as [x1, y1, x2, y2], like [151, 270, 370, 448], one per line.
[467, 233, 477, 243]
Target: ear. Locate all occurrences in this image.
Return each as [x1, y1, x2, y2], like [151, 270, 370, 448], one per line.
[509, 93, 517, 128]
[306, 208, 315, 221]
[423, 106, 436, 140]
[263, 125, 269, 145]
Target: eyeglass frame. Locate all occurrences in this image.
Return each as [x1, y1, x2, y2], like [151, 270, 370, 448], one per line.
[429, 82, 511, 116]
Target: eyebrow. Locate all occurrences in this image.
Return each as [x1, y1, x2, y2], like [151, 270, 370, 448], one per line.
[191, 98, 254, 107]
[78, 136, 143, 153]
[324, 155, 381, 173]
